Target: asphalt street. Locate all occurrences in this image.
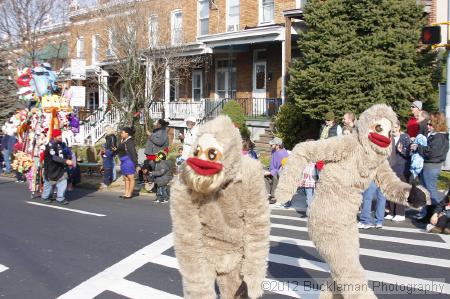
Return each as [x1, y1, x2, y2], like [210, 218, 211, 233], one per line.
[0, 176, 449, 299]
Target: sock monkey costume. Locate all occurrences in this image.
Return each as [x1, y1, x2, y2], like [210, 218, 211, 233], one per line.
[276, 104, 429, 299]
[170, 115, 270, 299]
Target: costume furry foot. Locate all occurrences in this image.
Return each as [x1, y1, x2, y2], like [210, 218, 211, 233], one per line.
[170, 116, 270, 299]
[276, 104, 430, 299]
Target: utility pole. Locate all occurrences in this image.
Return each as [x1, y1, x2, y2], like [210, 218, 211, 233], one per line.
[445, 0, 450, 170]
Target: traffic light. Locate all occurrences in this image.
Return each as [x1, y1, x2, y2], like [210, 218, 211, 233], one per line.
[421, 26, 441, 45]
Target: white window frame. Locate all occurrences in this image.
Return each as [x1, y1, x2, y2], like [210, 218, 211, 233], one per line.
[215, 59, 237, 99]
[91, 34, 99, 64]
[296, 0, 307, 9]
[148, 14, 158, 48]
[171, 9, 183, 46]
[226, 0, 240, 32]
[197, 0, 209, 36]
[192, 70, 203, 101]
[76, 36, 84, 59]
[259, 0, 275, 25]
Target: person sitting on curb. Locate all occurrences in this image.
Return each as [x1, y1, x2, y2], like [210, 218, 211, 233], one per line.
[426, 188, 450, 235]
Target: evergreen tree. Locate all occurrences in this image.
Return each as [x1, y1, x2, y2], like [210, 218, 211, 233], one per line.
[286, 0, 439, 124]
[0, 56, 20, 124]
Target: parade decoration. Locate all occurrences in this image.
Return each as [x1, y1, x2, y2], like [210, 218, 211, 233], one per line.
[8, 62, 79, 196]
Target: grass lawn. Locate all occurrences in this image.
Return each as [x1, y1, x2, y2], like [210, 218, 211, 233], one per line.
[438, 170, 450, 191]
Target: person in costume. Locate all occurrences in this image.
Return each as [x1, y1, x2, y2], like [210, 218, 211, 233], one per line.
[276, 104, 430, 299]
[170, 115, 270, 299]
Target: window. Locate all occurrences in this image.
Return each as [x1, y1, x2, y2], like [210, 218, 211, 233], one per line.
[297, 0, 307, 8]
[88, 91, 99, 110]
[92, 34, 99, 64]
[215, 59, 236, 99]
[107, 29, 115, 57]
[227, 0, 240, 32]
[260, 0, 274, 23]
[192, 71, 202, 101]
[76, 37, 84, 58]
[171, 10, 183, 46]
[148, 15, 158, 48]
[170, 79, 179, 102]
[198, 0, 209, 36]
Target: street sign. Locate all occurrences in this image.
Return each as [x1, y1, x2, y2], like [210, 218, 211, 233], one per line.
[70, 59, 86, 80]
[70, 86, 86, 107]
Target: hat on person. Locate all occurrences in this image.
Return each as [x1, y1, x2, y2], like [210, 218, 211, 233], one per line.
[185, 116, 196, 123]
[52, 129, 62, 138]
[325, 111, 335, 121]
[411, 101, 423, 110]
[269, 137, 283, 146]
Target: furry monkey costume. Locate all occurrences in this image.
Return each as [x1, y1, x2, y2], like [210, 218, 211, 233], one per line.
[276, 104, 429, 299]
[170, 115, 270, 299]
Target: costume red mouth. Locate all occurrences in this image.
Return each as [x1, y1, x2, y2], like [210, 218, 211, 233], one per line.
[368, 132, 391, 148]
[186, 157, 223, 176]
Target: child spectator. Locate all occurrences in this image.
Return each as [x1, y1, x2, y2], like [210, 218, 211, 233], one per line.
[151, 150, 173, 203]
[100, 144, 114, 187]
[297, 161, 319, 212]
[175, 147, 184, 168]
[426, 188, 450, 234]
[141, 161, 154, 192]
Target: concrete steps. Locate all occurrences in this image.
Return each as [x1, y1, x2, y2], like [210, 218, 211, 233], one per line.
[254, 122, 275, 154]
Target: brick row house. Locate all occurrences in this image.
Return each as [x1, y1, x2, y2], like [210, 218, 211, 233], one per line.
[66, 0, 306, 142]
[65, 0, 439, 143]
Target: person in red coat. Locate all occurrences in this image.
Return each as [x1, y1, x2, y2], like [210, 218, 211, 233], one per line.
[407, 101, 422, 139]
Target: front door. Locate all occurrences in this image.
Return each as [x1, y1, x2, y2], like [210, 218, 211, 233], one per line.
[252, 61, 266, 115]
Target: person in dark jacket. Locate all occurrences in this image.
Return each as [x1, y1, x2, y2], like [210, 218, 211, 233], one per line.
[412, 112, 450, 220]
[144, 119, 169, 169]
[104, 125, 118, 181]
[115, 127, 139, 199]
[151, 150, 172, 203]
[319, 111, 342, 139]
[427, 188, 450, 234]
[42, 129, 73, 205]
[384, 121, 411, 222]
[100, 144, 115, 186]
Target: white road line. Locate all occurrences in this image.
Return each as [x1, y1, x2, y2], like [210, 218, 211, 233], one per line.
[26, 201, 106, 217]
[270, 214, 429, 234]
[271, 223, 450, 249]
[108, 279, 182, 299]
[57, 233, 174, 299]
[152, 254, 450, 296]
[150, 255, 315, 299]
[0, 264, 9, 273]
[269, 253, 450, 295]
[269, 235, 450, 268]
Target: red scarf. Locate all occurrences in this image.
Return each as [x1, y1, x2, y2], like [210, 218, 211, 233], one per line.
[186, 157, 223, 176]
[368, 133, 391, 148]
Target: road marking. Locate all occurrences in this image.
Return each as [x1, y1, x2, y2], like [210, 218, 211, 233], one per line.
[270, 235, 450, 268]
[57, 233, 174, 299]
[0, 264, 9, 273]
[26, 201, 106, 217]
[270, 214, 429, 234]
[269, 253, 450, 295]
[152, 254, 450, 295]
[271, 223, 450, 249]
[108, 279, 182, 299]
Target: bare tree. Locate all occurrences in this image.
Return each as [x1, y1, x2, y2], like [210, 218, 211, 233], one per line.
[0, 0, 70, 123]
[93, 0, 204, 133]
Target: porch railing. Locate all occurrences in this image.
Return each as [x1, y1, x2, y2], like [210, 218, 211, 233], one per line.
[235, 98, 282, 119]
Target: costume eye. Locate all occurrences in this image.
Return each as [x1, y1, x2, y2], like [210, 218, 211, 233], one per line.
[193, 146, 201, 157]
[375, 124, 383, 133]
[208, 148, 218, 161]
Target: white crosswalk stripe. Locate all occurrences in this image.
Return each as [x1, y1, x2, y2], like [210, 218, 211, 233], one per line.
[58, 211, 450, 298]
[0, 264, 9, 273]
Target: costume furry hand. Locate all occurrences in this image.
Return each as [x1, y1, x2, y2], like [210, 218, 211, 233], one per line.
[407, 184, 430, 209]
